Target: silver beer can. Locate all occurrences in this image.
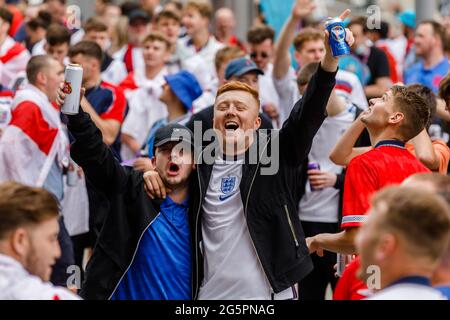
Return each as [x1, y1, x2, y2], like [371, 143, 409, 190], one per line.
[66, 158, 78, 187]
[61, 64, 83, 115]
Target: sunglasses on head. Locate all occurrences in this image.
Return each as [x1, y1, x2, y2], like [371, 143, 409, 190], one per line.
[250, 51, 269, 59]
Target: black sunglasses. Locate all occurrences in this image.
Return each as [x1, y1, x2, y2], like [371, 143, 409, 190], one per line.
[250, 51, 269, 59]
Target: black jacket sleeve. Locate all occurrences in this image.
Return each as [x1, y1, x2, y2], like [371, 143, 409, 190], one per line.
[334, 172, 345, 191]
[279, 64, 337, 167]
[67, 110, 136, 195]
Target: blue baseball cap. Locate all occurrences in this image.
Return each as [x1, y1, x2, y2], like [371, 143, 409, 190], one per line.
[397, 10, 416, 29]
[164, 71, 203, 111]
[225, 57, 264, 80]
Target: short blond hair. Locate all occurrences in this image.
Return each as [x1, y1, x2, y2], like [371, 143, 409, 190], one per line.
[293, 27, 324, 52]
[0, 182, 59, 239]
[184, 0, 213, 20]
[214, 46, 245, 73]
[371, 186, 450, 262]
[142, 32, 172, 50]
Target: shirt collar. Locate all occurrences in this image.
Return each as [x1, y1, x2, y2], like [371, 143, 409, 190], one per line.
[161, 195, 189, 209]
[374, 140, 406, 149]
[388, 276, 431, 288]
[420, 58, 448, 71]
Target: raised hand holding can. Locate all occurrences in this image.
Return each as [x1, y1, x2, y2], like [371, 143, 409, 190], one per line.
[325, 17, 351, 57]
[61, 64, 83, 115]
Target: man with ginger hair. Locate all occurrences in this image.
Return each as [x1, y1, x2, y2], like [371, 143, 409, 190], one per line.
[143, 10, 355, 299]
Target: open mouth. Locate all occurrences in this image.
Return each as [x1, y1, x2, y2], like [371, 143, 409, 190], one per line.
[167, 162, 180, 175]
[224, 121, 239, 132]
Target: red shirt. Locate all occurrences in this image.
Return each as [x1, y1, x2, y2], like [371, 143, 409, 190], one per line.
[333, 257, 367, 300]
[341, 140, 430, 229]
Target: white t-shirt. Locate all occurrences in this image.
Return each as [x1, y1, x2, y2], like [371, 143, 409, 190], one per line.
[113, 45, 144, 76]
[198, 155, 294, 300]
[120, 69, 168, 160]
[273, 68, 367, 124]
[259, 63, 281, 127]
[0, 93, 13, 130]
[0, 254, 81, 300]
[31, 39, 46, 56]
[335, 69, 368, 109]
[177, 36, 224, 94]
[366, 284, 446, 300]
[272, 67, 299, 125]
[299, 107, 354, 223]
[101, 59, 128, 85]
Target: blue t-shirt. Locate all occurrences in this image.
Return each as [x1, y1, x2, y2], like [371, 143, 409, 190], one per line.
[404, 58, 449, 93]
[435, 286, 450, 300]
[111, 196, 192, 300]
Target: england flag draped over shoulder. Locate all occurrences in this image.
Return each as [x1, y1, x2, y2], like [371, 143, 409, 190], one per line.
[0, 84, 69, 186]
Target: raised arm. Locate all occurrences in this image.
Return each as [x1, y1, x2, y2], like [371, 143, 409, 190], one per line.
[56, 84, 132, 195]
[279, 10, 354, 167]
[436, 98, 450, 121]
[329, 112, 371, 166]
[273, 0, 316, 80]
[409, 128, 440, 171]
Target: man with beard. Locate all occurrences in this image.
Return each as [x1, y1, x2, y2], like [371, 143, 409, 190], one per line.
[57, 80, 196, 300]
[0, 182, 80, 300]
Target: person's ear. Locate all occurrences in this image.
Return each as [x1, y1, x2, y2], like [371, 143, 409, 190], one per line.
[388, 112, 404, 125]
[36, 70, 47, 86]
[151, 156, 156, 168]
[255, 116, 261, 130]
[375, 233, 396, 262]
[11, 228, 30, 259]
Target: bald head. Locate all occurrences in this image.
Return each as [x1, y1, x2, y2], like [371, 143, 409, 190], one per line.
[26, 55, 54, 85]
[215, 8, 235, 41]
[215, 7, 235, 21]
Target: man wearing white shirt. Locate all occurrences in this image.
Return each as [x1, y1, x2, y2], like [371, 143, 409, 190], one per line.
[154, 9, 215, 111]
[143, 12, 355, 299]
[120, 33, 171, 161]
[0, 7, 30, 89]
[247, 25, 281, 127]
[177, 0, 224, 89]
[112, 9, 150, 74]
[357, 186, 450, 300]
[0, 182, 80, 300]
[83, 17, 127, 85]
[44, 23, 71, 66]
[273, 0, 367, 123]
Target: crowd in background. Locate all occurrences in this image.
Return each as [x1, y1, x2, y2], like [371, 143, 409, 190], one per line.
[1, 0, 450, 300]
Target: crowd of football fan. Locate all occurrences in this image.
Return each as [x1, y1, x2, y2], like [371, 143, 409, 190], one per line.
[1, 0, 450, 300]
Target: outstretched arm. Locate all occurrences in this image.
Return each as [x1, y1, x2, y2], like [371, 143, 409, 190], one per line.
[279, 9, 354, 167]
[307, 228, 359, 255]
[273, 0, 316, 80]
